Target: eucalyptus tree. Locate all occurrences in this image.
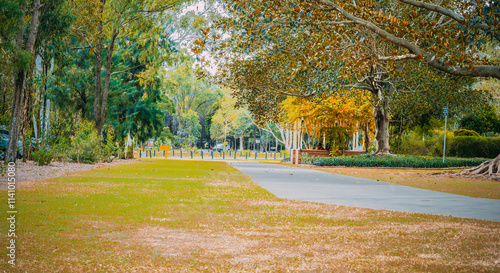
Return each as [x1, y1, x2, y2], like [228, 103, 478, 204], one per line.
[5, 0, 42, 162]
[69, 0, 184, 135]
[0, 0, 25, 123]
[163, 58, 223, 146]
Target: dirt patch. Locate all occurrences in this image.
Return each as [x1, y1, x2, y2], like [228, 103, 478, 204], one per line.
[0, 159, 139, 189]
[112, 226, 257, 257]
[206, 179, 256, 188]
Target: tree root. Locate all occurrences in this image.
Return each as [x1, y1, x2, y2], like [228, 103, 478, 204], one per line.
[449, 155, 500, 180]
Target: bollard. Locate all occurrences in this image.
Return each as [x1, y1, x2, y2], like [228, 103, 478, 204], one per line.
[265, 152, 267, 159]
[234, 150, 236, 159]
[223, 151, 225, 159]
[180, 150, 183, 159]
[201, 151, 204, 159]
[229, 150, 231, 157]
[191, 150, 193, 159]
[211, 151, 214, 159]
[173, 149, 175, 157]
[163, 150, 165, 157]
[154, 150, 156, 157]
[245, 151, 248, 159]
[274, 152, 276, 160]
[240, 150, 242, 156]
[255, 151, 257, 159]
[149, 150, 152, 158]
[140, 150, 142, 158]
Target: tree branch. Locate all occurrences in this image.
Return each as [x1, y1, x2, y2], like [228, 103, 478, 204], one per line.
[377, 54, 418, 61]
[344, 84, 374, 92]
[71, 46, 94, 50]
[135, 4, 175, 13]
[398, 0, 499, 42]
[315, 0, 500, 80]
[110, 64, 145, 76]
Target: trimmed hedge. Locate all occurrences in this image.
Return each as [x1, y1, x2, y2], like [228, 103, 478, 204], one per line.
[301, 153, 487, 168]
[449, 137, 500, 158]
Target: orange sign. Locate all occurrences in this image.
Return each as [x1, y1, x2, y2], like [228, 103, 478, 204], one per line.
[159, 146, 170, 158]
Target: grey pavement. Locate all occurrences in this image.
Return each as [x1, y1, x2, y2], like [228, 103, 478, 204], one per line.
[227, 161, 500, 222]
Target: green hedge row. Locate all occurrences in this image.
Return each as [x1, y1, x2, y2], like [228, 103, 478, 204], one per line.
[301, 154, 487, 168]
[449, 136, 500, 158]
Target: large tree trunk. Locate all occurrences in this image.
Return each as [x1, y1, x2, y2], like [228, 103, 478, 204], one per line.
[364, 65, 392, 156]
[6, 0, 41, 162]
[373, 102, 391, 155]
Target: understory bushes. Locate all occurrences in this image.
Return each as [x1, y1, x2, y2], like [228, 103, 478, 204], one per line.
[301, 153, 487, 168]
[393, 129, 499, 159]
[393, 130, 453, 157]
[449, 137, 500, 158]
[50, 120, 118, 164]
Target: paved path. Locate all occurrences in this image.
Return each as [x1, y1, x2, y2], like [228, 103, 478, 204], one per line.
[228, 162, 500, 221]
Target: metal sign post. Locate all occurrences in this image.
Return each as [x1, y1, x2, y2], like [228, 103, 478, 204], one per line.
[442, 106, 448, 163]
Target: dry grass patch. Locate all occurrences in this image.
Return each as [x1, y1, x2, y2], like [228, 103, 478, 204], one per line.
[112, 226, 257, 257]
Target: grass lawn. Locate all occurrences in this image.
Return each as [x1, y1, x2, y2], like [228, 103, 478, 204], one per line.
[1, 159, 499, 272]
[300, 165, 500, 199]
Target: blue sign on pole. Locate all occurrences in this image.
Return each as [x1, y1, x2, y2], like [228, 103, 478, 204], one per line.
[443, 106, 449, 117]
[443, 106, 449, 163]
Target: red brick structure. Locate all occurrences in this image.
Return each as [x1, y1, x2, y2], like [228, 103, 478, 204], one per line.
[290, 149, 364, 164]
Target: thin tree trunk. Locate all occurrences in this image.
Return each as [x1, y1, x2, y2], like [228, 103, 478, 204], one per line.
[94, 39, 103, 133]
[97, 27, 118, 135]
[22, 85, 32, 162]
[362, 123, 371, 152]
[1, 80, 6, 114]
[6, 0, 41, 162]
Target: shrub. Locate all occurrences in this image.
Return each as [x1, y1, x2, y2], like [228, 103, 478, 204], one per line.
[301, 153, 486, 168]
[459, 105, 500, 135]
[50, 137, 71, 162]
[68, 120, 103, 163]
[453, 129, 480, 137]
[430, 130, 454, 157]
[397, 130, 435, 156]
[32, 146, 53, 166]
[102, 128, 117, 162]
[396, 129, 453, 157]
[449, 137, 500, 158]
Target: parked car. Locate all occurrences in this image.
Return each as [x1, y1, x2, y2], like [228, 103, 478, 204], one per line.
[212, 143, 224, 152]
[0, 125, 23, 160]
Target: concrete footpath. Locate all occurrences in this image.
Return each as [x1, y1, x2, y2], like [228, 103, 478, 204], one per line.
[228, 162, 500, 221]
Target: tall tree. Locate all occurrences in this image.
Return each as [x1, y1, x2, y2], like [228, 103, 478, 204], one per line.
[163, 58, 222, 146]
[196, 0, 496, 155]
[6, 0, 42, 162]
[70, 0, 180, 134]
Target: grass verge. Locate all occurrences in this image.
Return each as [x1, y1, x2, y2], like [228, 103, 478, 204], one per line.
[0, 159, 499, 272]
